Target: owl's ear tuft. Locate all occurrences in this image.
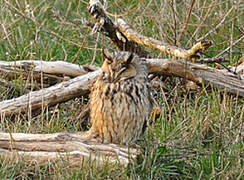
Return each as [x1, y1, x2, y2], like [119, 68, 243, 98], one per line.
[102, 48, 113, 63]
[124, 53, 133, 66]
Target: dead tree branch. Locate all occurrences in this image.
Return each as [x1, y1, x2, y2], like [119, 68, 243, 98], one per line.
[0, 70, 100, 116]
[1, 59, 243, 117]
[0, 0, 243, 167]
[87, 0, 150, 58]
[88, 0, 212, 60]
[147, 58, 244, 95]
[0, 60, 97, 77]
[116, 19, 212, 59]
[0, 60, 98, 85]
[0, 132, 137, 167]
[87, 0, 150, 57]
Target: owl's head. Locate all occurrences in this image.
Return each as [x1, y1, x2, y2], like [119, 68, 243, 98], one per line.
[101, 49, 147, 83]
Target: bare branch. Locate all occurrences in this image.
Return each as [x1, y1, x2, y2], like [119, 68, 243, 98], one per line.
[215, 35, 244, 58]
[197, 6, 234, 41]
[88, 0, 212, 59]
[88, 0, 150, 58]
[1, 59, 243, 117]
[0, 132, 137, 167]
[116, 18, 212, 60]
[177, 0, 196, 44]
[0, 60, 98, 86]
[0, 70, 100, 116]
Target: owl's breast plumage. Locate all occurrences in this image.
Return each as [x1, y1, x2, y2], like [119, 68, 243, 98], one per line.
[90, 77, 150, 144]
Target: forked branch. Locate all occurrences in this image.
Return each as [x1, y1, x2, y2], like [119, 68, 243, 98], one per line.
[1, 59, 243, 117]
[88, 0, 212, 60]
[87, 0, 150, 58]
[116, 19, 212, 59]
[0, 0, 242, 168]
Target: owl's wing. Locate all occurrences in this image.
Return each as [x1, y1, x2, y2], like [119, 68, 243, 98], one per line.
[141, 81, 160, 133]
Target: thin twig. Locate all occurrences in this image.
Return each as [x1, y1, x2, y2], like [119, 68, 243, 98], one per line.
[216, 35, 244, 58]
[91, 33, 100, 65]
[186, 0, 214, 46]
[4, 0, 36, 23]
[1, 24, 15, 50]
[177, 0, 196, 45]
[170, 0, 177, 45]
[195, 57, 229, 64]
[197, 6, 234, 41]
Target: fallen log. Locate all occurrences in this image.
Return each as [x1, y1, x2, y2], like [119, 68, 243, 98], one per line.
[0, 60, 98, 85]
[1, 60, 242, 167]
[0, 70, 100, 116]
[0, 60, 97, 77]
[147, 58, 244, 95]
[1, 58, 243, 117]
[0, 132, 137, 167]
[0, 0, 243, 168]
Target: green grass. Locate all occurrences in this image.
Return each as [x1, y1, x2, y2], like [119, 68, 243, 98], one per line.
[0, 0, 243, 179]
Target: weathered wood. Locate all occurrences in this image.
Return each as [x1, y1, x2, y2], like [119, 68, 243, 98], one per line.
[147, 58, 244, 95]
[88, 0, 211, 59]
[146, 59, 201, 83]
[0, 60, 98, 86]
[116, 19, 212, 59]
[1, 59, 243, 117]
[0, 70, 100, 116]
[86, 0, 243, 95]
[192, 64, 244, 95]
[0, 132, 137, 167]
[0, 60, 97, 77]
[0, 64, 63, 85]
[0, 0, 243, 167]
[87, 0, 150, 58]
[1, 61, 242, 166]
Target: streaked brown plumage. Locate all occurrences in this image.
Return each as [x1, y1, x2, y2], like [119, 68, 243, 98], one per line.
[88, 50, 152, 144]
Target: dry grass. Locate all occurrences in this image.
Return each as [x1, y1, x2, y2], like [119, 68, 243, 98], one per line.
[0, 0, 243, 179]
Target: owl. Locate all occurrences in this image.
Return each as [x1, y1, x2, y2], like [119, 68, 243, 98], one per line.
[87, 49, 152, 145]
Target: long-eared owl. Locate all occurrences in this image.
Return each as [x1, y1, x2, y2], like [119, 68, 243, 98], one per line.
[89, 50, 152, 144]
